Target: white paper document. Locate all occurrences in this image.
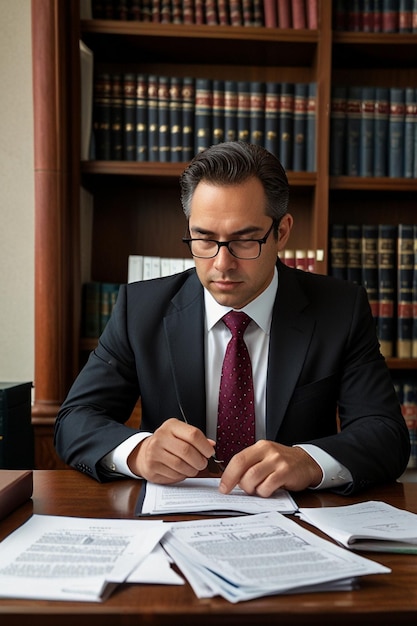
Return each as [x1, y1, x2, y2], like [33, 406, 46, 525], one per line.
[161, 511, 390, 603]
[297, 500, 417, 553]
[137, 477, 298, 515]
[0, 514, 168, 601]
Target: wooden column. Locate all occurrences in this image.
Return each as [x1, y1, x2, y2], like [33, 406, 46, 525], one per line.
[31, 0, 81, 466]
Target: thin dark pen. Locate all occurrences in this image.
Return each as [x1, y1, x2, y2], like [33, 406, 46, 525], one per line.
[177, 401, 225, 474]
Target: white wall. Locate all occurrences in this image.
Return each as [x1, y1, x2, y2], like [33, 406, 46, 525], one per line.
[0, 1, 34, 383]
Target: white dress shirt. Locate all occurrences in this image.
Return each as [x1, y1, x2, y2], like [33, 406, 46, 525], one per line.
[102, 268, 352, 489]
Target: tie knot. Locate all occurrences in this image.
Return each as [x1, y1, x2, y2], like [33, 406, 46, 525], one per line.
[222, 311, 251, 337]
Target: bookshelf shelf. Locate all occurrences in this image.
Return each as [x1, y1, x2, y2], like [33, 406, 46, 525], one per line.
[330, 176, 417, 191]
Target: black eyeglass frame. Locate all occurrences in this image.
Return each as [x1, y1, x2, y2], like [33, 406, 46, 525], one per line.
[182, 220, 276, 260]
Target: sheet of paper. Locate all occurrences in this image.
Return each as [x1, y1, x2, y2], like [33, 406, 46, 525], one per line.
[0, 514, 169, 602]
[297, 500, 417, 552]
[161, 511, 390, 602]
[127, 543, 184, 585]
[138, 477, 297, 515]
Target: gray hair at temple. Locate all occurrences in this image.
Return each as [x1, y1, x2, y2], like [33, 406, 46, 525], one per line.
[179, 141, 290, 226]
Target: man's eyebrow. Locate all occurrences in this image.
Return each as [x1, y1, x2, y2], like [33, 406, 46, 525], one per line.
[190, 225, 264, 237]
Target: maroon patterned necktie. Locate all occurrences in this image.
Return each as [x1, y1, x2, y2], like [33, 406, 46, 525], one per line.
[216, 311, 256, 466]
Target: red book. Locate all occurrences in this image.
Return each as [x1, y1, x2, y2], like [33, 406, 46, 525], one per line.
[291, 0, 306, 28]
[276, 0, 291, 28]
[264, 0, 278, 27]
[230, 0, 243, 26]
[306, 0, 318, 29]
[0, 470, 33, 521]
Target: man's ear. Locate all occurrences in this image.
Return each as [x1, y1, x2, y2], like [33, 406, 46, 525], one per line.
[277, 214, 294, 251]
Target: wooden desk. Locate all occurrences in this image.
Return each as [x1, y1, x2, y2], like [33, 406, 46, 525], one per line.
[0, 470, 416, 625]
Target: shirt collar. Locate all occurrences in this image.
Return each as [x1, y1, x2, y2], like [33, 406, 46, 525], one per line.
[204, 266, 278, 334]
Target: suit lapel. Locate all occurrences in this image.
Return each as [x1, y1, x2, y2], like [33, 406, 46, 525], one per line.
[163, 273, 207, 433]
[266, 264, 315, 440]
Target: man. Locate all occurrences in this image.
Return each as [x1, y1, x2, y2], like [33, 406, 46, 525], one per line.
[55, 141, 410, 496]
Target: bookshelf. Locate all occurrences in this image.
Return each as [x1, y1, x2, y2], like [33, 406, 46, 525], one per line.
[31, 1, 417, 470]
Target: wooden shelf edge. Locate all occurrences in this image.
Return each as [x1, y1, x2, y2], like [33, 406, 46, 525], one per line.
[333, 32, 417, 45]
[330, 176, 417, 191]
[386, 358, 417, 370]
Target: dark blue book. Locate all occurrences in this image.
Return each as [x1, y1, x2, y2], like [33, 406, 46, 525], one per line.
[181, 76, 195, 162]
[404, 87, 416, 178]
[329, 223, 347, 280]
[212, 79, 225, 145]
[374, 86, 389, 177]
[346, 224, 362, 284]
[224, 80, 238, 143]
[306, 82, 317, 172]
[399, 0, 413, 32]
[249, 81, 265, 146]
[329, 85, 347, 176]
[110, 73, 124, 160]
[361, 224, 379, 325]
[293, 83, 308, 172]
[345, 86, 362, 176]
[382, 0, 399, 32]
[158, 76, 171, 162]
[264, 82, 280, 157]
[93, 72, 112, 160]
[377, 223, 397, 358]
[194, 78, 213, 154]
[147, 74, 159, 161]
[135, 73, 148, 162]
[388, 87, 405, 177]
[237, 80, 251, 143]
[397, 224, 414, 358]
[169, 76, 183, 162]
[279, 82, 294, 171]
[359, 86, 375, 176]
[123, 73, 136, 161]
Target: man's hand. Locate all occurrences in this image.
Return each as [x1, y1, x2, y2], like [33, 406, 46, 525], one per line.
[127, 418, 216, 484]
[219, 440, 323, 497]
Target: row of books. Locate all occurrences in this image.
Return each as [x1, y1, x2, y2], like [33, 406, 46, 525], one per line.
[330, 85, 417, 178]
[127, 255, 195, 283]
[280, 249, 316, 272]
[92, 72, 317, 171]
[392, 378, 417, 468]
[82, 282, 121, 338]
[89, 0, 318, 29]
[333, 0, 417, 33]
[329, 223, 417, 359]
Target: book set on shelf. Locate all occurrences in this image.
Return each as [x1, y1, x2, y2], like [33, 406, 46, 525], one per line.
[82, 282, 122, 338]
[392, 378, 417, 469]
[333, 0, 417, 33]
[330, 84, 417, 178]
[91, 73, 317, 172]
[89, 0, 318, 29]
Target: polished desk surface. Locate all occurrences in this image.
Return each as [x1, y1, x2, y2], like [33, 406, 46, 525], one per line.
[0, 470, 416, 626]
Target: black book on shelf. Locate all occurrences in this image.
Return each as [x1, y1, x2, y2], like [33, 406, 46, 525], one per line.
[110, 72, 124, 160]
[212, 79, 225, 145]
[397, 224, 414, 358]
[123, 73, 137, 161]
[194, 77, 213, 154]
[264, 81, 280, 157]
[346, 224, 362, 285]
[329, 223, 347, 281]
[374, 86, 389, 177]
[306, 82, 317, 172]
[158, 75, 171, 162]
[279, 82, 294, 171]
[147, 74, 159, 161]
[182, 76, 195, 162]
[249, 81, 265, 146]
[377, 224, 397, 358]
[388, 86, 405, 178]
[169, 76, 183, 162]
[136, 73, 148, 162]
[224, 80, 238, 143]
[361, 224, 379, 326]
[237, 80, 251, 143]
[0, 383, 34, 470]
[93, 72, 112, 160]
[293, 82, 308, 172]
[345, 85, 362, 176]
[359, 86, 375, 177]
[329, 85, 347, 176]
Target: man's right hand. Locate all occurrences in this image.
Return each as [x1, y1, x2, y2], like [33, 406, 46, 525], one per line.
[127, 418, 216, 484]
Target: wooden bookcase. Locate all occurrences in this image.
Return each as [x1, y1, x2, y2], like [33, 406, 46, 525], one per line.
[31, 0, 417, 469]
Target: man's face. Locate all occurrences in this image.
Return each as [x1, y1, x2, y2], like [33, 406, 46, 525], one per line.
[188, 177, 292, 309]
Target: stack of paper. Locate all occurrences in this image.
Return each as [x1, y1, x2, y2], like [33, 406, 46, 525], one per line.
[161, 511, 390, 603]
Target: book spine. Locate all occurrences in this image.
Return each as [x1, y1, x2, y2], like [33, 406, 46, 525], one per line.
[135, 73, 148, 162]
[169, 76, 183, 162]
[397, 224, 414, 358]
[346, 224, 362, 284]
[123, 73, 136, 161]
[373, 0, 383, 31]
[382, 0, 399, 32]
[100, 283, 120, 333]
[404, 87, 416, 178]
[329, 223, 347, 281]
[277, 0, 291, 28]
[292, 83, 308, 171]
[333, 0, 347, 31]
[237, 80, 251, 143]
[329, 85, 347, 176]
[279, 82, 294, 171]
[345, 85, 362, 176]
[147, 74, 159, 161]
[373, 86, 389, 177]
[182, 0, 194, 24]
[264, 0, 277, 27]
[253, 0, 264, 26]
[205, 0, 218, 25]
[224, 80, 238, 143]
[347, 0, 361, 31]
[359, 86, 375, 177]
[242, 0, 254, 25]
[291, 0, 306, 28]
[195, 78, 213, 154]
[388, 87, 405, 178]
[158, 76, 171, 162]
[249, 81, 266, 146]
[110, 73, 124, 160]
[377, 223, 397, 358]
[306, 0, 318, 28]
[93, 72, 112, 160]
[412, 224, 417, 357]
[283, 249, 295, 268]
[264, 81, 280, 157]
[212, 79, 225, 145]
[399, 0, 413, 32]
[182, 76, 195, 162]
[217, 0, 229, 25]
[306, 82, 317, 172]
[230, 0, 243, 25]
[361, 224, 379, 325]
[362, 0, 374, 31]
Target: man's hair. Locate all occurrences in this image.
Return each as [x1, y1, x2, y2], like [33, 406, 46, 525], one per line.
[180, 141, 290, 222]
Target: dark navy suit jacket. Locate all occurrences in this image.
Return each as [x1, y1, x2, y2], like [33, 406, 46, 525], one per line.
[55, 261, 410, 493]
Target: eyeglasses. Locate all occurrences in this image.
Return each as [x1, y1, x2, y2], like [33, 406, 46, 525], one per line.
[183, 221, 276, 260]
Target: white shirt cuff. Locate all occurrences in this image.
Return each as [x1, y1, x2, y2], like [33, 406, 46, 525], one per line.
[100, 432, 152, 478]
[295, 443, 353, 489]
